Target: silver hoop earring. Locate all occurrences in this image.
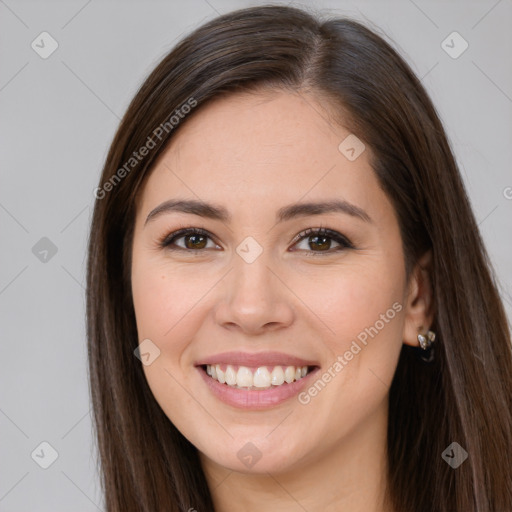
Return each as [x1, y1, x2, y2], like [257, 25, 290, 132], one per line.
[417, 329, 436, 363]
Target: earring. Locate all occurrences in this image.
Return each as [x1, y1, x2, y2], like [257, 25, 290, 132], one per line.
[417, 329, 436, 363]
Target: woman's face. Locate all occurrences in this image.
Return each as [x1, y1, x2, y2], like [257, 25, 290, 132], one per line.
[131, 89, 412, 475]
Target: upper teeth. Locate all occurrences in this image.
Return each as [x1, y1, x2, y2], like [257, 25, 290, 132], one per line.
[206, 364, 309, 389]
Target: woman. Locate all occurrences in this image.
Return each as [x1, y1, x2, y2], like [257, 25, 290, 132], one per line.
[86, 5, 512, 511]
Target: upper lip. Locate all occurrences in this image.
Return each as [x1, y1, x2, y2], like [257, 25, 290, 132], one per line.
[195, 351, 320, 368]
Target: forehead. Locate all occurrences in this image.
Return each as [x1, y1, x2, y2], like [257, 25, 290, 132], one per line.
[137, 89, 384, 222]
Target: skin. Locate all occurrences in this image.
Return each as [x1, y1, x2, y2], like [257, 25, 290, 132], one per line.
[130, 89, 434, 512]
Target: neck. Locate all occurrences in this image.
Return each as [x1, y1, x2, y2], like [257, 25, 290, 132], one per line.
[200, 400, 393, 512]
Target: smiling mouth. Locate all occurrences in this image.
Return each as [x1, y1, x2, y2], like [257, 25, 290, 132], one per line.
[200, 364, 318, 390]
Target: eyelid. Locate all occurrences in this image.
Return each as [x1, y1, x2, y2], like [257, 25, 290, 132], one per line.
[158, 225, 354, 253]
[159, 226, 219, 249]
[290, 226, 354, 250]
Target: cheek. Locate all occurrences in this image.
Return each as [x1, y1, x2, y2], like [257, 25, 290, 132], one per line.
[131, 259, 205, 342]
[288, 266, 405, 443]
[132, 269, 168, 341]
[297, 259, 404, 344]
[338, 277, 401, 339]
[131, 260, 209, 426]
[293, 257, 406, 404]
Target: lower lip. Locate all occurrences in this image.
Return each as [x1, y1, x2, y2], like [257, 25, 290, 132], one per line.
[196, 366, 320, 410]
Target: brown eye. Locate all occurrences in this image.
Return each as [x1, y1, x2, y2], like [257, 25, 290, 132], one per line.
[291, 227, 353, 255]
[160, 228, 219, 251]
[308, 234, 332, 251]
[183, 233, 208, 249]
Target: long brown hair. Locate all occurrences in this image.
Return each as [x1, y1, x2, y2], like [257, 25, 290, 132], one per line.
[86, 5, 512, 511]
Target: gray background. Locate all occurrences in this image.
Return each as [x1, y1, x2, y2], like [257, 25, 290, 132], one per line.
[1, 0, 511, 510]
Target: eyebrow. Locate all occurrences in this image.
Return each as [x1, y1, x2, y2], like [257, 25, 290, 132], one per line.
[144, 198, 372, 226]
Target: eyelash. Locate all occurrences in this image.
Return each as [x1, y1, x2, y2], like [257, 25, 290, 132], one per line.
[158, 226, 354, 256]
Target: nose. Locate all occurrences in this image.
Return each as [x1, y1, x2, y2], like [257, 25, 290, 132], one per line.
[214, 252, 295, 335]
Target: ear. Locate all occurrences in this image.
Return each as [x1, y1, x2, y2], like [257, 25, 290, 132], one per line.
[402, 250, 435, 347]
